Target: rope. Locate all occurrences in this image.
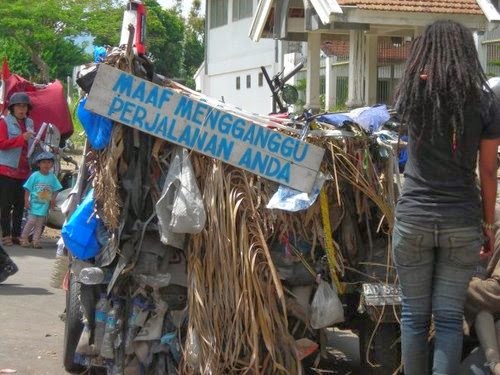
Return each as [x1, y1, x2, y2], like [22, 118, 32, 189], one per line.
[319, 187, 344, 294]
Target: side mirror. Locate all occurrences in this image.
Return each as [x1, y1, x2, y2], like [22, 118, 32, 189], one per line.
[44, 124, 61, 149]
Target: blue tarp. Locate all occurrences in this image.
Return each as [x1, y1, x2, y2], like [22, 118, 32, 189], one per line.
[317, 105, 391, 133]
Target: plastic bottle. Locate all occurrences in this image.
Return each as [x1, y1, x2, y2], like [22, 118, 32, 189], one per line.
[93, 293, 109, 353]
[100, 298, 123, 359]
[124, 297, 146, 355]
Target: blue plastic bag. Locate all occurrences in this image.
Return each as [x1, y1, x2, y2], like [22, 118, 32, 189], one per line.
[61, 189, 101, 260]
[77, 97, 113, 150]
[93, 46, 107, 63]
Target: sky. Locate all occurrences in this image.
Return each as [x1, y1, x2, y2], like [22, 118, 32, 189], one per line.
[156, 0, 206, 16]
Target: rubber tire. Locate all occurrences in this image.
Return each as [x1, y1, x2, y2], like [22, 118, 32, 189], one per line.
[63, 272, 85, 373]
[359, 320, 401, 375]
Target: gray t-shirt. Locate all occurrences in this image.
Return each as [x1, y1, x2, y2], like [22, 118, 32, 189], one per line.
[396, 96, 500, 226]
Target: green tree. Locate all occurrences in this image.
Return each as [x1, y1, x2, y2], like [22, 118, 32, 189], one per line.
[0, 39, 37, 79]
[145, 0, 185, 79]
[0, 0, 123, 82]
[182, 0, 205, 88]
[0, 0, 203, 86]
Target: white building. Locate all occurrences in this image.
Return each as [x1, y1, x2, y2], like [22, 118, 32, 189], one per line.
[197, 0, 500, 115]
[196, 0, 306, 115]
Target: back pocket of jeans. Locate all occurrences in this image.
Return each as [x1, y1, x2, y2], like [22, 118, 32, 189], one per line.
[392, 228, 423, 267]
[448, 235, 481, 267]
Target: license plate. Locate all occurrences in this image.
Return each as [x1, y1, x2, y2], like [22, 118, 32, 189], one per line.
[362, 283, 402, 306]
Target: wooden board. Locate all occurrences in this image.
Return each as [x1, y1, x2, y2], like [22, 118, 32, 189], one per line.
[85, 64, 325, 192]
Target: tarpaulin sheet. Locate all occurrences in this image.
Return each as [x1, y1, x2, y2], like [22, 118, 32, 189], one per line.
[2, 74, 73, 138]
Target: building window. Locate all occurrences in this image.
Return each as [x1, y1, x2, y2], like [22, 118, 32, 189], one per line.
[258, 72, 263, 87]
[233, 0, 253, 21]
[236, 76, 240, 90]
[246, 74, 251, 88]
[210, 0, 228, 29]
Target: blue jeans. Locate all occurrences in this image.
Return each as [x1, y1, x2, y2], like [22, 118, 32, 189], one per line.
[392, 220, 482, 375]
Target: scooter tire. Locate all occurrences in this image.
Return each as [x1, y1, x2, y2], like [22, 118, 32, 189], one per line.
[63, 271, 85, 373]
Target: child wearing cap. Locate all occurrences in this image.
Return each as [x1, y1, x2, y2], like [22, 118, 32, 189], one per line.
[20, 151, 62, 248]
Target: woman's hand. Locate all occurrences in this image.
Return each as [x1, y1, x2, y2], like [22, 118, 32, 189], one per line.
[22, 131, 33, 141]
[480, 227, 495, 261]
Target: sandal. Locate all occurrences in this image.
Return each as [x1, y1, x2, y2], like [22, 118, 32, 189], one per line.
[32, 242, 42, 249]
[2, 236, 13, 246]
[11, 237, 20, 245]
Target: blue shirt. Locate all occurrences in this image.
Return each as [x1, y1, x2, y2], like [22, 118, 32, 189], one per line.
[23, 171, 63, 216]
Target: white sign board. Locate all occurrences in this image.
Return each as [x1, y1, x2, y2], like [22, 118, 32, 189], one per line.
[85, 64, 325, 192]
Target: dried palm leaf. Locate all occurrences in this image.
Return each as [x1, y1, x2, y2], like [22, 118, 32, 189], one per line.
[183, 158, 300, 374]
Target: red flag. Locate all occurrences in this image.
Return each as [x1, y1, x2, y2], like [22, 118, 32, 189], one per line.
[1, 58, 10, 80]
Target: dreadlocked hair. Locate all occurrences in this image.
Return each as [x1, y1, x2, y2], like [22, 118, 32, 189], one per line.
[395, 20, 492, 149]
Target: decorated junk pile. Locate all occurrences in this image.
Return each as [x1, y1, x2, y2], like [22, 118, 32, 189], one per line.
[60, 5, 403, 375]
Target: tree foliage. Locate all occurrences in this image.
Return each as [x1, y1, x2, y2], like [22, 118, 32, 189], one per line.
[0, 0, 123, 82]
[145, 0, 185, 79]
[182, 0, 205, 88]
[0, 0, 205, 88]
[144, 0, 205, 88]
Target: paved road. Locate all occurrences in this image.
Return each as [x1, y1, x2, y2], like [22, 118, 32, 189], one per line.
[0, 238, 69, 375]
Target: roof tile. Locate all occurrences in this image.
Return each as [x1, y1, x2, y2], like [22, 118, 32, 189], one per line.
[336, 0, 483, 15]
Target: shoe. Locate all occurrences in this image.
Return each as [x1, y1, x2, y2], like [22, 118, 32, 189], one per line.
[0, 260, 19, 283]
[2, 236, 13, 246]
[32, 242, 42, 249]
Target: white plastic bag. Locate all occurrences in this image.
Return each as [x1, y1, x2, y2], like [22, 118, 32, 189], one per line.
[310, 280, 344, 329]
[169, 148, 206, 233]
[156, 147, 206, 249]
[266, 172, 326, 212]
[185, 327, 201, 369]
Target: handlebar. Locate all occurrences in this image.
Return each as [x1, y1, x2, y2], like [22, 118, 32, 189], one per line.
[272, 61, 304, 89]
[261, 60, 305, 114]
[281, 61, 304, 85]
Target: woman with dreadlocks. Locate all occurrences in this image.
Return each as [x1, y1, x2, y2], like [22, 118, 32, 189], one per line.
[392, 20, 500, 374]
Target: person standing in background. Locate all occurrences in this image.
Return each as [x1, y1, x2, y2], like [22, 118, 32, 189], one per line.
[20, 151, 62, 249]
[0, 92, 34, 281]
[392, 20, 500, 374]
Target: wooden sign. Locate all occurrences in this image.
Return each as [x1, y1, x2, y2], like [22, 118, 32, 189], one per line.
[85, 64, 325, 192]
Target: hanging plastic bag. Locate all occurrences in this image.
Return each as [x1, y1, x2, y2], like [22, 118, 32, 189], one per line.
[77, 96, 113, 150]
[156, 147, 206, 249]
[185, 327, 201, 369]
[169, 148, 206, 233]
[61, 189, 101, 260]
[266, 172, 326, 212]
[310, 280, 345, 329]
